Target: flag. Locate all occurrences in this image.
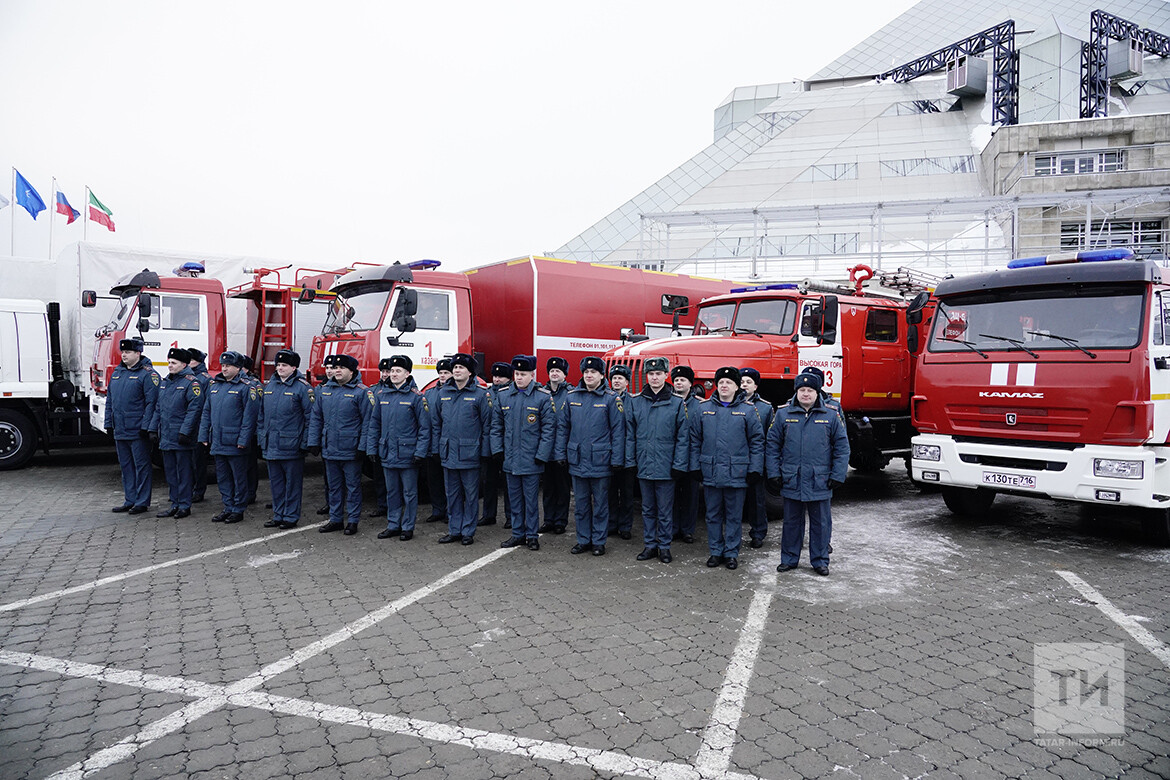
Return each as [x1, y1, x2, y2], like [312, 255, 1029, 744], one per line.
[88, 190, 115, 232]
[14, 169, 46, 219]
[56, 191, 80, 224]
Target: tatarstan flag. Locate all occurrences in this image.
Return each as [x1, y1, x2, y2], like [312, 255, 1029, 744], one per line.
[88, 191, 115, 232]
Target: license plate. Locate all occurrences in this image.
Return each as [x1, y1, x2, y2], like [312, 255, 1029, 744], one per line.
[982, 471, 1036, 489]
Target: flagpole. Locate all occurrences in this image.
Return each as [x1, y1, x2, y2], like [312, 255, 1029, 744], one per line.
[84, 185, 89, 243]
[10, 168, 14, 256]
[49, 177, 56, 260]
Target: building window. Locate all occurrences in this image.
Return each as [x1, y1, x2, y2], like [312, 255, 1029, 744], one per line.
[795, 163, 858, 182]
[1059, 219, 1165, 259]
[879, 99, 960, 116]
[880, 155, 976, 177]
[1034, 150, 1126, 176]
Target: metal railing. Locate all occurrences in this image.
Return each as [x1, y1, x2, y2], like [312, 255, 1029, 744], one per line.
[1002, 142, 1170, 194]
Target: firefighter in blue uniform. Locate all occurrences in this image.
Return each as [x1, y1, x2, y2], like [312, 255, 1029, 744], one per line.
[539, 356, 572, 534]
[257, 349, 313, 529]
[671, 365, 705, 543]
[198, 350, 260, 524]
[367, 355, 431, 541]
[556, 355, 625, 556]
[308, 353, 373, 535]
[432, 353, 493, 545]
[240, 354, 262, 505]
[105, 337, 160, 514]
[624, 356, 689, 564]
[423, 358, 453, 524]
[739, 367, 774, 548]
[607, 365, 635, 541]
[689, 366, 764, 570]
[768, 371, 850, 576]
[187, 348, 212, 503]
[491, 354, 555, 551]
[152, 347, 204, 518]
[480, 361, 514, 528]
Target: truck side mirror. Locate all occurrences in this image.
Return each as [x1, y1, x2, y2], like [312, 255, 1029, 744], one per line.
[818, 295, 838, 345]
[907, 327, 919, 353]
[82, 290, 97, 308]
[906, 291, 930, 325]
[137, 292, 153, 318]
[390, 288, 419, 333]
[661, 294, 689, 315]
[138, 317, 151, 333]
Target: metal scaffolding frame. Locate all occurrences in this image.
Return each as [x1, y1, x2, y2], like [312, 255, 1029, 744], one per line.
[1080, 9, 1170, 119]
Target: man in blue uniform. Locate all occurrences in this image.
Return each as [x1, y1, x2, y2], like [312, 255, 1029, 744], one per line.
[239, 354, 263, 505]
[431, 353, 493, 546]
[689, 366, 764, 570]
[491, 354, 555, 551]
[671, 365, 704, 544]
[257, 349, 313, 529]
[625, 356, 689, 564]
[739, 367, 775, 549]
[423, 358, 453, 524]
[768, 371, 850, 576]
[198, 350, 260, 524]
[539, 356, 572, 534]
[480, 361, 514, 528]
[105, 337, 160, 515]
[152, 347, 204, 518]
[607, 365, 635, 541]
[367, 355, 431, 541]
[308, 353, 372, 536]
[186, 348, 212, 503]
[557, 356, 625, 556]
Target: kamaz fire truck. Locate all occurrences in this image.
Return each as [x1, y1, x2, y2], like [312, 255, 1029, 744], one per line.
[909, 248, 1170, 545]
[604, 265, 936, 473]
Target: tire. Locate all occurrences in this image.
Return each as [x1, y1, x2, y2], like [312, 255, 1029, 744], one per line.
[941, 486, 995, 517]
[764, 485, 784, 524]
[0, 408, 38, 471]
[1141, 509, 1170, 547]
[849, 448, 888, 473]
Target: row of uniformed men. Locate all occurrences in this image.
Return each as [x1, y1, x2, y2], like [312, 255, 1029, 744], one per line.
[105, 339, 848, 572]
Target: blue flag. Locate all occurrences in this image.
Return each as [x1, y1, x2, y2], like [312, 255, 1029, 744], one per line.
[14, 169, 46, 219]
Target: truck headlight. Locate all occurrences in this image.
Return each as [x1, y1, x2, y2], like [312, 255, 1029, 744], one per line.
[1093, 458, 1143, 480]
[912, 444, 941, 462]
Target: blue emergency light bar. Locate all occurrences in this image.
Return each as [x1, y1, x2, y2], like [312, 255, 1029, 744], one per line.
[409, 259, 442, 270]
[1006, 248, 1134, 269]
[730, 283, 799, 293]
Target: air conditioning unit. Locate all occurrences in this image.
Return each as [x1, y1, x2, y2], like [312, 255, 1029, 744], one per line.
[947, 55, 987, 97]
[1107, 37, 1144, 81]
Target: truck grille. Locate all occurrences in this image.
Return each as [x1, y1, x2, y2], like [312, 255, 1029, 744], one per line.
[945, 404, 1089, 437]
[606, 357, 643, 391]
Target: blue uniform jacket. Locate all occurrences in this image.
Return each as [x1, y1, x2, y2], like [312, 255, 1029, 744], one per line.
[431, 378, 493, 470]
[765, 397, 850, 501]
[153, 367, 204, 451]
[257, 370, 314, 460]
[688, 390, 765, 488]
[104, 357, 161, 439]
[367, 377, 431, 467]
[490, 382, 555, 475]
[625, 384, 690, 480]
[308, 376, 373, 460]
[555, 381, 625, 478]
[198, 373, 260, 456]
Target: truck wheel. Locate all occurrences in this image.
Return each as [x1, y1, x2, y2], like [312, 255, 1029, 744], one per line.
[0, 408, 38, 471]
[941, 486, 995, 517]
[849, 449, 887, 473]
[764, 485, 784, 524]
[1141, 509, 1170, 547]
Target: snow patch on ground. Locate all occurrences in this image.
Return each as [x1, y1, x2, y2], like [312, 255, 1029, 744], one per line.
[244, 550, 304, 568]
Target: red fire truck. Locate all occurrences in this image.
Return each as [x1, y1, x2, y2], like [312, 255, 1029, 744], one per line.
[308, 256, 734, 387]
[909, 248, 1170, 545]
[605, 265, 935, 473]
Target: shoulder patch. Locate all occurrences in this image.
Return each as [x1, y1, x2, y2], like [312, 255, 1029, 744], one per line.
[249, 387, 259, 401]
[150, 373, 160, 386]
[367, 390, 376, 406]
[191, 384, 201, 397]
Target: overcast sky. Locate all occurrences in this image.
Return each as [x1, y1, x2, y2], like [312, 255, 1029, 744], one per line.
[1, 0, 919, 271]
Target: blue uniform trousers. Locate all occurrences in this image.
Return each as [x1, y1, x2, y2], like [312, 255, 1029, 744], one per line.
[268, 457, 304, 525]
[572, 475, 611, 547]
[324, 458, 363, 526]
[115, 438, 153, 509]
[192, 443, 209, 501]
[161, 449, 194, 511]
[781, 498, 832, 568]
[215, 454, 249, 513]
[673, 478, 701, 537]
[481, 460, 512, 522]
[608, 467, 635, 535]
[382, 466, 419, 533]
[425, 456, 447, 520]
[505, 473, 541, 541]
[445, 467, 480, 539]
[704, 486, 746, 559]
[743, 482, 768, 543]
[639, 479, 674, 551]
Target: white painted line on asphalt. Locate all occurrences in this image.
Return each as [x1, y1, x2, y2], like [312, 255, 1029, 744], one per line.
[0, 648, 763, 780]
[0, 525, 316, 614]
[694, 578, 775, 776]
[1056, 570, 1170, 671]
[41, 547, 516, 780]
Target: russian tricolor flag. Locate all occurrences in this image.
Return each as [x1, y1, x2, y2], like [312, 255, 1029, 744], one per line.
[55, 190, 79, 224]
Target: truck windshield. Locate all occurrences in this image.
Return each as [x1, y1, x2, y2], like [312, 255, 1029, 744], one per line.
[694, 303, 736, 334]
[693, 299, 797, 336]
[324, 290, 389, 334]
[929, 287, 1146, 353]
[98, 293, 136, 336]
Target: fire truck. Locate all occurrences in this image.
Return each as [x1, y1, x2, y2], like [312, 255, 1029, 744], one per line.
[308, 256, 734, 387]
[605, 265, 936, 473]
[909, 248, 1170, 545]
